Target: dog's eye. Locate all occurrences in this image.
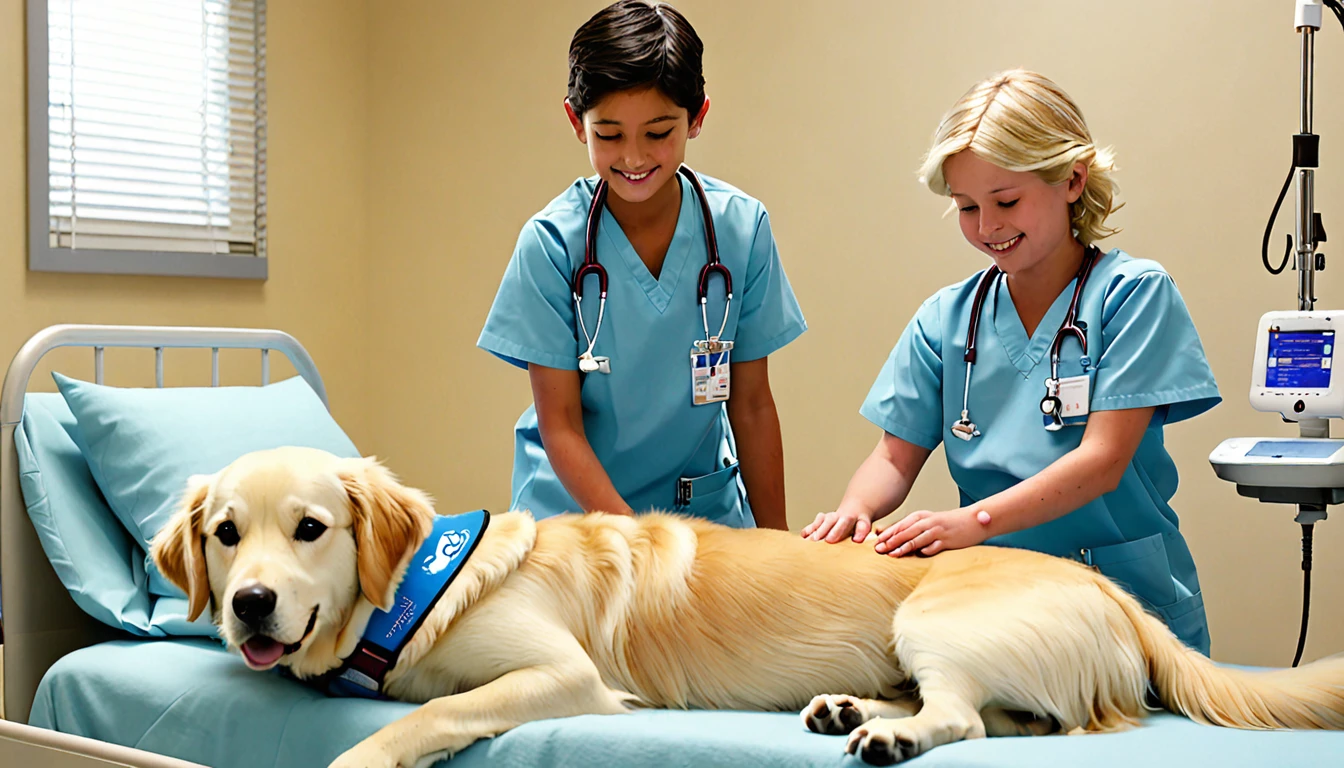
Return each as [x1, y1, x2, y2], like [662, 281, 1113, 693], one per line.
[295, 517, 327, 543]
[215, 521, 240, 547]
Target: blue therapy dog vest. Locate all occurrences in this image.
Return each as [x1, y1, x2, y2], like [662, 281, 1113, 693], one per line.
[297, 509, 489, 699]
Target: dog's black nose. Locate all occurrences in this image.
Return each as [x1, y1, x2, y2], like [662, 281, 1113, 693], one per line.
[232, 584, 277, 628]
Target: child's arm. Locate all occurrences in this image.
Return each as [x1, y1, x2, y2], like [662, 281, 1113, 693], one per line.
[529, 364, 635, 516]
[875, 405, 1156, 556]
[802, 432, 933, 543]
[726, 357, 787, 530]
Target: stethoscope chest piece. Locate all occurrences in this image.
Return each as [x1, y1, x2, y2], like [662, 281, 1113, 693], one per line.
[951, 410, 980, 441]
[1040, 378, 1064, 432]
[1040, 377, 1061, 415]
[578, 354, 610, 374]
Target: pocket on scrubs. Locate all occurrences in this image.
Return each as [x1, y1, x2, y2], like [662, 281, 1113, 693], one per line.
[1157, 592, 1210, 655]
[677, 460, 752, 528]
[1087, 532, 1209, 654]
[1086, 532, 1178, 608]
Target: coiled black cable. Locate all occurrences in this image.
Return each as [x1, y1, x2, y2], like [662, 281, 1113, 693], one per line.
[1262, 167, 1296, 275]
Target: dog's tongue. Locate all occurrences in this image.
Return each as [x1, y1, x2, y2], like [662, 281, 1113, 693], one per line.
[242, 637, 285, 667]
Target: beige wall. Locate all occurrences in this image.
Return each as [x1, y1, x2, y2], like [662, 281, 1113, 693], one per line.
[365, 0, 1344, 668]
[0, 0, 371, 436]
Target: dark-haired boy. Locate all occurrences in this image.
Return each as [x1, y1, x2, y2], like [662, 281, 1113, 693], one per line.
[478, 1, 806, 530]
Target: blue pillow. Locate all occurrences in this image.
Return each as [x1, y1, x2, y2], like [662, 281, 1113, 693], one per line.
[16, 393, 213, 636]
[53, 372, 361, 604]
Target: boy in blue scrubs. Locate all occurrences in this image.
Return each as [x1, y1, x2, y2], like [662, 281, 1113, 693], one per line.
[478, 1, 806, 530]
[803, 70, 1221, 654]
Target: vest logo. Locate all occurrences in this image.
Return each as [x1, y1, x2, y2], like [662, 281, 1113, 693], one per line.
[422, 528, 471, 575]
[384, 595, 416, 640]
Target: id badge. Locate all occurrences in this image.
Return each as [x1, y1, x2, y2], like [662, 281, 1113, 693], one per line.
[691, 340, 732, 405]
[1057, 373, 1090, 418]
[1042, 372, 1092, 428]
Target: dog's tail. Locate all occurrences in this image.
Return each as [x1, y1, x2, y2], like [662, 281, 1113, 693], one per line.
[1097, 577, 1344, 730]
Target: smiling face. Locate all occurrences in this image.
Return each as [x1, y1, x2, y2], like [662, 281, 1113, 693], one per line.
[150, 447, 433, 677]
[201, 451, 359, 669]
[942, 149, 1087, 279]
[565, 86, 708, 207]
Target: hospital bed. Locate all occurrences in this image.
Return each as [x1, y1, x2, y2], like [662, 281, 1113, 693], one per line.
[1, 324, 1342, 768]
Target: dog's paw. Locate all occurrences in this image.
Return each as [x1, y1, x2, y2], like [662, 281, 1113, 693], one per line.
[845, 720, 919, 766]
[802, 694, 867, 735]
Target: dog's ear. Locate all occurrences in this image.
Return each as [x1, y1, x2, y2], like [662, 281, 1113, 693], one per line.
[338, 457, 435, 612]
[150, 474, 214, 622]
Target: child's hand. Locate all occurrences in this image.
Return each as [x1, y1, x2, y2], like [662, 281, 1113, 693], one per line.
[873, 508, 992, 557]
[801, 507, 874, 543]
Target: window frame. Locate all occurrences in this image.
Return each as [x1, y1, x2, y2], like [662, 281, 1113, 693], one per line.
[25, 0, 268, 280]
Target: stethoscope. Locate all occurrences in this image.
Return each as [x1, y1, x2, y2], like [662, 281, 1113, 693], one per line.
[951, 244, 1101, 440]
[572, 165, 732, 374]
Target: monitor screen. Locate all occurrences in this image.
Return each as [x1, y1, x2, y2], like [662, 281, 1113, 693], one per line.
[1266, 330, 1335, 389]
[1246, 439, 1344, 459]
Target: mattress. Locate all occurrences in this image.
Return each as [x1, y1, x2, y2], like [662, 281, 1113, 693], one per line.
[27, 638, 1344, 768]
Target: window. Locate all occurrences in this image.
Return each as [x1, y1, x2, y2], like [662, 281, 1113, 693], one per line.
[26, 0, 267, 279]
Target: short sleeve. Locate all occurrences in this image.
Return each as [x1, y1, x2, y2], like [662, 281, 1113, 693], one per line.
[1091, 271, 1221, 423]
[731, 208, 808, 361]
[859, 295, 945, 450]
[476, 219, 582, 371]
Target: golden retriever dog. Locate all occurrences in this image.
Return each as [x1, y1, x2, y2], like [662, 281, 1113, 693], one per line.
[151, 446, 1344, 768]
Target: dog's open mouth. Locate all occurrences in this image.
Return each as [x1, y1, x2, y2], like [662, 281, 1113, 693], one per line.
[240, 606, 318, 669]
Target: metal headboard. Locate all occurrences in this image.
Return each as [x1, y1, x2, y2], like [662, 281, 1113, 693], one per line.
[0, 324, 330, 724]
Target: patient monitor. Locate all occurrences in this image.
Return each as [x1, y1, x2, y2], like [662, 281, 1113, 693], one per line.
[1212, 310, 1344, 497]
[1211, 1, 1342, 511]
[1250, 312, 1343, 420]
[1208, 0, 1342, 667]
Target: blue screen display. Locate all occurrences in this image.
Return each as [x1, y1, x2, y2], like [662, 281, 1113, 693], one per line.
[1246, 440, 1344, 459]
[1266, 330, 1335, 388]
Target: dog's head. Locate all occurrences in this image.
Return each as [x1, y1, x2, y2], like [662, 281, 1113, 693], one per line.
[149, 446, 434, 676]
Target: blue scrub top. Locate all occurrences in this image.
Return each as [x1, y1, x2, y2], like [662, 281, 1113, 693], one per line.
[478, 172, 807, 528]
[861, 249, 1221, 654]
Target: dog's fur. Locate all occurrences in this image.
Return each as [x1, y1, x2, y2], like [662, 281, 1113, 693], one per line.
[151, 447, 1344, 768]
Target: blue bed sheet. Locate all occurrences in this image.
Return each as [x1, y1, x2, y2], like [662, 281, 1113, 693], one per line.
[28, 638, 1344, 768]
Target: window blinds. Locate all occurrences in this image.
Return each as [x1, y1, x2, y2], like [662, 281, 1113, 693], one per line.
[45, 0, 266, 258]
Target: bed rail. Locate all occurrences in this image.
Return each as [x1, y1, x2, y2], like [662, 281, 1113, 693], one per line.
[0, 717, 208, 767]
[0, 324, 330, 724]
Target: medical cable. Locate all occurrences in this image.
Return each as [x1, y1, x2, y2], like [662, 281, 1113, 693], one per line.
[1262, 169, 1298, 275]
[1292, 522, 1314, 667]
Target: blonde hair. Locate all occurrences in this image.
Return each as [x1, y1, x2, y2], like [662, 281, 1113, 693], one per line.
[918, 69, 1121, 245]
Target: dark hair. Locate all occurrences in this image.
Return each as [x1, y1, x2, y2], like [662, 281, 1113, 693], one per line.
[567, 0, 706, 122]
